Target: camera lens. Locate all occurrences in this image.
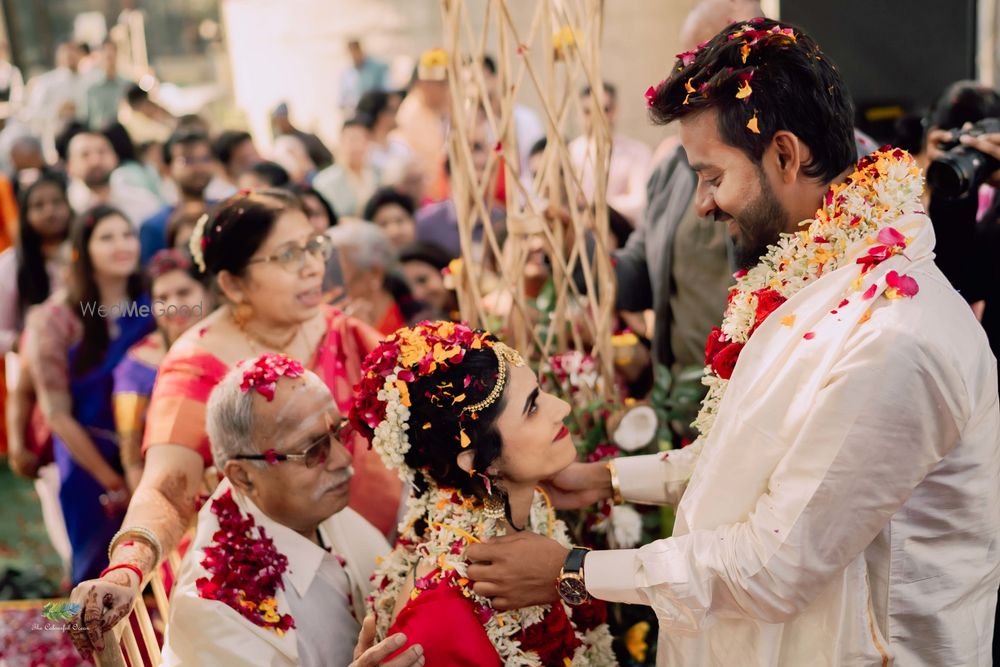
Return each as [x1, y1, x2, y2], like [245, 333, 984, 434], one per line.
[927, 154, 973, 199]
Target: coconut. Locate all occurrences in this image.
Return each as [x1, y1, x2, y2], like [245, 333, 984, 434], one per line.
[612, 404, 657, 452]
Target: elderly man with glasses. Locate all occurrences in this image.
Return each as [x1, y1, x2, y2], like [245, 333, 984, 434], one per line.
[160, 353, 424, 667]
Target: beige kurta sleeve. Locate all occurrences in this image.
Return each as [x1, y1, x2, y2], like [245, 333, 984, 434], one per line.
[614, 440, 705, 507]
[586, 325, 965, 629]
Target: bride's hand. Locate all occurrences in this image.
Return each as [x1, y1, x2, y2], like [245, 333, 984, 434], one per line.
[542, 461, 613, 510]
[350, 615, 424, 667]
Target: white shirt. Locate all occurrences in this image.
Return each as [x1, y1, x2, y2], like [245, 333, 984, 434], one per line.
[162, 479, 390, 667]
[569, 133, 652, 226]
[67, 178, 163, 229]
[586, 212, 1000, 666]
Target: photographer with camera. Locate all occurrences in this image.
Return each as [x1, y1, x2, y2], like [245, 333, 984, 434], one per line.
[919, 82, 1000, 318]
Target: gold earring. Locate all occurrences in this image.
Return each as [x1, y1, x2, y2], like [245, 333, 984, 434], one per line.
[483, 492, 505, 521]
[232, 301, 253, 328]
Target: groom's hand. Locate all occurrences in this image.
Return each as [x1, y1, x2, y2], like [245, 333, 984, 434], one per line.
[542, 461, 613, 510]
[466, 532, 569, 610]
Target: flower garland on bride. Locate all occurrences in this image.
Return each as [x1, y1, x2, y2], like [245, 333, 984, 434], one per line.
[350, 321, 616, 666]
[696, 146, 924, 438]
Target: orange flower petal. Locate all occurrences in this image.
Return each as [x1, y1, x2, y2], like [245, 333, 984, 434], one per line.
[685, 77, 696, 94]
[747, 112, 760, 134]
[740, 42, 751, 64]
[736, 80, 753, 99]
[780, 314, 796, 326]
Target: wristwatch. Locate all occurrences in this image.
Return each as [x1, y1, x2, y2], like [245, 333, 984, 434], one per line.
[558, 546, 591, 606]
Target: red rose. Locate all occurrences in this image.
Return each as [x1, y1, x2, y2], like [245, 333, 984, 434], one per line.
[570, 598, 608, 632]
[520, 604, 581, 664]
[704, 326, 729, 366]
[751, 288, 786, 332]
[710, 342, 744, 380]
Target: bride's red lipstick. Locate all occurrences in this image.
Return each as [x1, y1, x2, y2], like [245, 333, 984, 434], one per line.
[554, 425, 569, 442]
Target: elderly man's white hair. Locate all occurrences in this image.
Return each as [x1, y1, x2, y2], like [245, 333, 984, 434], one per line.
[326, 220, 397, 272]
[206, 362, 264, 468]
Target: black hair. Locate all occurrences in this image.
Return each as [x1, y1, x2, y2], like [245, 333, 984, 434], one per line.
[165, 205, 207, 249]
[125, 84, 147, 108]
[581, 81, 616, 100]
[67, 205, 146, 374]
[101, 122, 138, 164]
[16, 171, 70, 317]
[343, 115, 372, 132]
[147, 246, 207, 287]
[356, 90, 402, 131]
[362, 186, 415, 222]
[482, 54, 497, 76]
[926, 81, 1000, 133]
[403, 343, 508, 507]
[528, 136, 547, 158]
[286, 183, 339, 227]
[212, 130, 253, 168]
[200, 189, 303, 277]
[246, 161, 290, 187]
[398, 241, 452, 271]
[54, 121, 87, 163]
[650, 19, 857, 183]
[162, 128, 212, 166]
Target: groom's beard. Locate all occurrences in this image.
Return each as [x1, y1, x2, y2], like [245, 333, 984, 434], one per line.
[726, 171, 790, 271]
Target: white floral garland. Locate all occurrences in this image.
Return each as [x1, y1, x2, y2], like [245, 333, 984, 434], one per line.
[372, 373, 412, 481]
[692, 148, 925, 438]
[371, 483, 616, 666]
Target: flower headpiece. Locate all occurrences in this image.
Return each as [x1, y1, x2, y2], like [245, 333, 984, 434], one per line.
[148, 247, 195, 280]
[350, 321, 525, 481]
[239, 353, 305, 402]
[188, 213, 210, 273]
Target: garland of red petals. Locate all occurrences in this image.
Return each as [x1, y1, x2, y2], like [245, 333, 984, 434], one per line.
[239, 353, 305, 402]
[196, 489, 295, 635]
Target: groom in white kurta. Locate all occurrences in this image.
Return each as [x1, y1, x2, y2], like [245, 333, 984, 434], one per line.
[466, 18, 1000, 667]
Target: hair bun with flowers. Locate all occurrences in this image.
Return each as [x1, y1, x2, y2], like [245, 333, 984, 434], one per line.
[350, 321, 524, 481]
[239, 353, 305, 401]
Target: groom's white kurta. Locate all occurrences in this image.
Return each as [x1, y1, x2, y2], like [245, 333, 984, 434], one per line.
[587, 212, 1000, 666]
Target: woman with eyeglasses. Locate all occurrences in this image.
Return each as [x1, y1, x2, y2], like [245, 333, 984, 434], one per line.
[67, 189, 402, 659]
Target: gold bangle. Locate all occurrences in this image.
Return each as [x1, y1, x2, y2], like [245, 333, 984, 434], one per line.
[606, 460, 624, 505]
[108, 526, 163, 567]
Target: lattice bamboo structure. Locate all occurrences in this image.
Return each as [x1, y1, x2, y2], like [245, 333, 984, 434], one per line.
[440, 0, 617, 395]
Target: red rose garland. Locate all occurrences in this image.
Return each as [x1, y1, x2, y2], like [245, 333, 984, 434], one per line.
[196, 489, 295, 635]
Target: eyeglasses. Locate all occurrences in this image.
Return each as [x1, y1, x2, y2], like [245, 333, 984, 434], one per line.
[246, 234, 333, 273]
[233, 422, 350, 468]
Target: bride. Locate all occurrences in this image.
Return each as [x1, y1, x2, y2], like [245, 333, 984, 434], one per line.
[350, 321, 617, 666]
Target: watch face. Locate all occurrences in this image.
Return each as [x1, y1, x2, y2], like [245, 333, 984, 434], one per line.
[559, 576, 588, 606]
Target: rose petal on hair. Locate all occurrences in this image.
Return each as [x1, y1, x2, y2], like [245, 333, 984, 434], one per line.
[740, 42, 751, 64]
[645, 85, 657, 107]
